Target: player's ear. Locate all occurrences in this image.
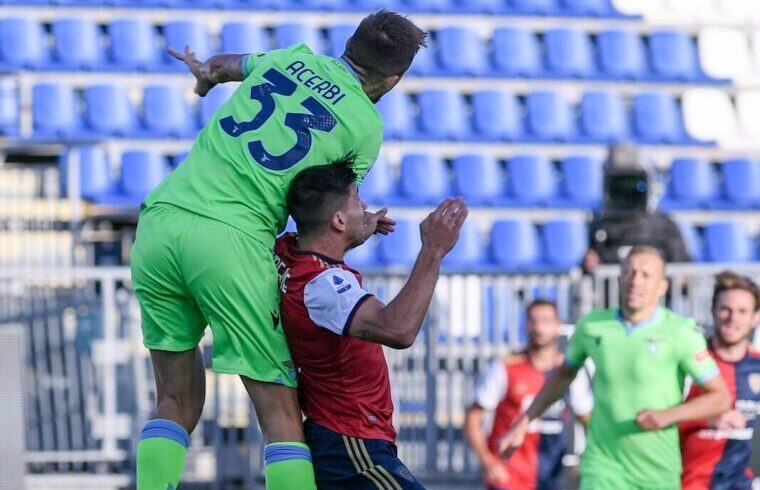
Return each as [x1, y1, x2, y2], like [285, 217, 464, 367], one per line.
[383, 75, 400, 92]
[658, 277, 670, 298]
[331, 210, 347, 232]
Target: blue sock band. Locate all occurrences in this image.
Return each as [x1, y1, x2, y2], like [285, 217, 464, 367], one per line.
[140, 419, 190, 449]
[263, 443, 312, 466]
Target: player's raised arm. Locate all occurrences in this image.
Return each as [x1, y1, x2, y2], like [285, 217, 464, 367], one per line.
[347, 198, 468, 349]
[167, 46, 249, 96]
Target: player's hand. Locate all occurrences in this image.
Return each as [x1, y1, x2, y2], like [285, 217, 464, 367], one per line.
[497, 414, 530, 458]
[167, 45, 215, 96]
[368, 208, 396, 236]
[482, 457, 509, 485]
[635, 409, 674, 431]
[419, 198, 468, 258]
[708, 409, 746, 430]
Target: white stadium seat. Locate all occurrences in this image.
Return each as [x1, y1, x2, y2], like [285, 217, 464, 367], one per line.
[735, 90, 760, 141]
[611, 0, 664, 17]
[682, 87, 739, 143]
[698, 28, 753, 80]
[664, 0, 715, 22]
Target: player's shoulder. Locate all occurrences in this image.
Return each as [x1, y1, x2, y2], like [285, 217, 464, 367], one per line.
[747, 347, 760, 360]
[576, 308, 617, 328]
[502, 352, 528, 367]
[660, 308, 699, 333]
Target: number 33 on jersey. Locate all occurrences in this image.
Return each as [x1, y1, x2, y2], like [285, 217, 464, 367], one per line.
[143, 43, 383, 247]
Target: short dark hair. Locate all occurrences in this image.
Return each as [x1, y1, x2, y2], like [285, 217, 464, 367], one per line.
[526, 299, 559, 319]
[345, 10, 427, 81]
[712, 270, 760, 312]
[286, 156, 358, 237]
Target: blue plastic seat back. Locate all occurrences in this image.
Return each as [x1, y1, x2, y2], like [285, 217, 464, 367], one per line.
[359, 156, 394, 203]
[580, 90, 627, 141]
[559, 0, 610, 15]
[52, 19, 102, 70]
[417, 89, 468, 140]
[721, 158, 760, 206]
[274, 23, 323, 53]
[541, 219, 588, 269]
[544, 28, 595, 78]
[509, 0, 557, 14]
[506, 154, 557, 204]
[120, 150, 169, 197]
[142, 85, 195, 137]
[378, 219, 421, 267]
[220, 22, 268, 53]
[703, 222, 753, 262]
[199, 84, 237, 127]
[376, 90, 414, 139]
[491, 27, 541, 77]
[345, 236, 380, 268]
[666, 157, 716, 207]
[559, 155, 602, 204]
[444, 221, 486, 268]
[84, 84, 136, 136]
[60, 146, 115, 200]
[436, 27, 487, 76]
[526, 91, 575, 141]
[648, 30, 699, 81]
[452, 154, 504, 204]
[471, 90, 523, 140]
[0, 81, 19, 135]
[490, 219, 540, 269]
[597, 29, 646, 79]
[107, 19, 159, 70]
[32, 83, 79, 137]
[327, 24, 355, 58]
[632, 92, 682, 143]
[399, 153, 449, 203]
[164, 21, 212, 68]
[676, 222, 702, 262]
[0, 18, 47, 69]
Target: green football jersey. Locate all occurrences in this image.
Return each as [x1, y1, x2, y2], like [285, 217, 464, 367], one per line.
[144, 44, 383, 248]
[566, 307, 718, 489]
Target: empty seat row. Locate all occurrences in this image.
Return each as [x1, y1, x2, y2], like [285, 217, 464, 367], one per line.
[661, 157, 760, 210]
[0, 18, 719, 83]
[0, 0, 625, 16]
[363, 154, 602, 208]
[681, 88, 760, 144]
[613, 0, 760, 25]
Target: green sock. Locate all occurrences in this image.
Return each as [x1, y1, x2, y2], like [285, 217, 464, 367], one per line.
[263, 442, 317, 490]
[136, 419, 189, 490]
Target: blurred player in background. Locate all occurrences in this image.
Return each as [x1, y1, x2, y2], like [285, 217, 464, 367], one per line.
[680, 271, 760, 489]
[499, 246, 730, 489]
[130, 11, 426, 490]
[464, 299, 593, 490]
[275, 161, 467, 489]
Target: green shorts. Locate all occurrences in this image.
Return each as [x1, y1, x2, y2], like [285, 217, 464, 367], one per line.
[130, 203, 296, 387]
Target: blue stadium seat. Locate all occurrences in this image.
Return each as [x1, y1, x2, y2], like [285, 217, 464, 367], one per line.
[659, 157, 717, 210]
[345, 236, 380, 268]
[677, 222, 702, 262]
[490, 219, 540, 271]
[455, 0, 504, 13]
[163, 21, 212, 70]
[504, 154, 556, 206]
[172, 151, 189, 168]
[436, 27, 487, 76]
[553, 155, 603, 208]
[107, 20, 159, 70]
[59, 147, 115, 200]
[51, 19, 101, 70]
[378, 219, 421, 268]
[443, 221, 486, 269]
[32, 84, 79, 139]
[376, 90, 414, 139]
[526, 91, 575, 141]
[717, 158, 760, 208]
[408, 38, 435, 76]
[0, 18, 47, 70]
[0, 81, 19, 136]
[471, 90, 523, 141]
[632, 92, 683, 143]
[83, 84, 137, 137]
[491, 27, 542, 77]
[220, 22, 268, 54]
[544, 28, 595, 78]
[703, 222, 754, 262]
[541, 219, 587, 270]
[199, 84, 236, 126]
[509, 0, 557, 15]
[359, 156, 395, 203]
[404, 0, 449, 12]
[597, 29, 646, 79]
[558, 0, 611, 15]
[327, 24, 355, 58]
[648, 31, 699, 81]
[580, 90, 627, 142]
[119, 150, 169, 201]
[141, 85, 196, 138]
[274, 23, 322, 53]
[452, 154, 504, 205]
[350, 0, 401, 10]
[416, 89, 468, 140]
[398, 153, 449, 204]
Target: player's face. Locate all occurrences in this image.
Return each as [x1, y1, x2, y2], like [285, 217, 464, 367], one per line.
[619, 252, 668, 313]
[526, 305, 560, 348]
[713, 289, 759, 347]
[344, 184, 367, 243]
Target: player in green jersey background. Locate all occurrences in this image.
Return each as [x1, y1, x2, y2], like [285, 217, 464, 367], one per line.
[498, 245, 731, 489]
[131, 11, 426, 490]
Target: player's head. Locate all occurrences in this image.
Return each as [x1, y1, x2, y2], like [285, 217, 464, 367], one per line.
[619, 245, 669, 315]
[286, 156, 367, 246]
[343, 10, 427, 102]
[711, 271, 760, 347]
[525, 299, 561, 349]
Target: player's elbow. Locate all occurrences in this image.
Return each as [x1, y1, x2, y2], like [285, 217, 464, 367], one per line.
[386, 333, 415, 350]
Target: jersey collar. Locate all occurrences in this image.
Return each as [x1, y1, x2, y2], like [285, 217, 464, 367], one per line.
[616, 307, 663, 335]
[289, 238, 344, 265]
[336, 56, 362, 84]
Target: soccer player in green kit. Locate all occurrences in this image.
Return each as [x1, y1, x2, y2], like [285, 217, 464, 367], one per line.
[498, 245, 731, 489]
[130, 11, 426, 490]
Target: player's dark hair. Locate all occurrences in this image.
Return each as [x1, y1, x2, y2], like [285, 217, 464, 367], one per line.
[344, 10, 427, 81]
[526, 299, 559, 319]
[712, 270, 760, 312]
[286, 156, 358, 237]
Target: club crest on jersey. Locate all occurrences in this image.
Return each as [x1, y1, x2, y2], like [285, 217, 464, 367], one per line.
[332, 274, 352, 294]
[647, 339, 659, 356]
[749, 373, 760, 394]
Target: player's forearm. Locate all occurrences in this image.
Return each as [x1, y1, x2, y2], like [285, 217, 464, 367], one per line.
[206, 53, 247, 84]
[525, 365, 578, 421]
[664, 389, 731, 425]
[379, 247, 443, 348]
[464, 408, 498, 467]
